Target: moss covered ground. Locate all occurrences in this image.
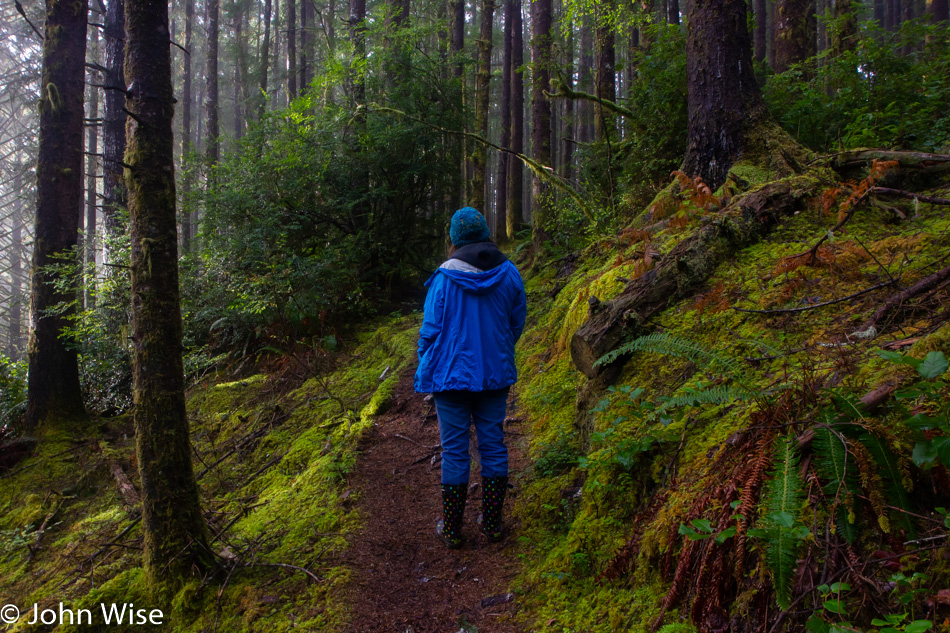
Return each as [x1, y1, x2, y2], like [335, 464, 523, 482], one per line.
[0, 316, 419, 632]
[510, 166, 950, 632]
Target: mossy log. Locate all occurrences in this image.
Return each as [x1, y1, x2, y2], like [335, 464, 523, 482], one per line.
[570, 175, 824, 378]
[832, 150, 950, 176]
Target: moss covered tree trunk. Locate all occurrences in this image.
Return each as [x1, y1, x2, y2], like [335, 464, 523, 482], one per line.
[24, 0, 88, 429]
[773, 0, 816, 72]
[594, 4, 616, 140]
[530, 0, 552, 249]
[494, 0, 513, 242]
[206, 0, 220, 165]
[681, 0, 767, 190]
[124, 0, 210, 594]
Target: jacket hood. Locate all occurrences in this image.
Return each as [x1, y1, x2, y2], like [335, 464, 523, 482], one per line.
[450, 241, 508, 271]
[425, 260, 515, 296]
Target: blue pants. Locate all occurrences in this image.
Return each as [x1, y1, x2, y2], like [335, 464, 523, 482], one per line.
[434, 387, 510, 485]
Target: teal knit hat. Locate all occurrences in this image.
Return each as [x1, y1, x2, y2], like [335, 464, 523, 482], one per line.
[449, 207, 490, 247]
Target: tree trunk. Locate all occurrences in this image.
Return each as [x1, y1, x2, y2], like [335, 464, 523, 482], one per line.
[86, 31, 100, 310]
[206, 0, 220, 165]
[874, 0, 885, 26]
[494, 0, 513, 241]
[8, 169, 24, 361]
[350, 0, 366, 105]
[181, 0, 194, 252]
[300, 0, 310, 94]
[25, 0, 88, 429]
[530, 0, 552, 248]
[124, 0, 211, 595]
[471, 0, 495, 212]
[562, 20, 575, 181]
[681, 0, 767, 190]
[578, 19, 595, 144]
[234, 0, 246, 139]
[774, 0, 816, 72]
[103, 0, 127, 251]
[507, 0, 524, 239]
[594, 8, 616, 140]
[886, 0, 900, 30]
[933, 0, 949, 22]
[288, 0, 298, 99]
[754, 0, 767, 61]
[832, 0, 858, 54]
[259, 0, 273, 117]
[451, 0, 465, 77]
[669, 0, 680, 23]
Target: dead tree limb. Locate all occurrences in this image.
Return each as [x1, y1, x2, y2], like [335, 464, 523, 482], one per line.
[832, 150, 950, 175]
[110, 462, 141, 510]
[871, 187, 950, 206]
[733, 279, 897, 315]
[859, 263, 950, 334]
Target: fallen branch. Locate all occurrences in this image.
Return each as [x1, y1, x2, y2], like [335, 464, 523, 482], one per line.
[872, 187, 950, 206]
[858, 263, 950, 333]
[110, 463, 141, 511]
[246, 562, 321, 584]
[733, 280, 897, 315]
[27, 500, 62, 561]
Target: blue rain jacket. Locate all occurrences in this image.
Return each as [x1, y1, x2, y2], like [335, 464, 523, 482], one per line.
[414, 259, 527, 393]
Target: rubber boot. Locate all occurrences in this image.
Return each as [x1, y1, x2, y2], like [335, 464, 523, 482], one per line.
[436, 483, 467, 549]
[478, 476, 508, 542]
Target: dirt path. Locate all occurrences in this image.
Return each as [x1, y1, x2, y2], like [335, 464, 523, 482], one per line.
[342, 364, 525, 633]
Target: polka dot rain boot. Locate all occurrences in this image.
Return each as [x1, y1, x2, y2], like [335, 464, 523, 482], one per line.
[436, 483, 467, 549]
[477, 476, 508, 543]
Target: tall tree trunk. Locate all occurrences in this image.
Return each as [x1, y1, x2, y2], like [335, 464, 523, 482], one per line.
[669, 0, 680, 23]
[86, 31, 100, 310]
[300, 0, 310, 94]
[754, 0, 767, 61]
[234, 0, 246, 139]
[350, 0, 366, 105]
[578, 18, 595, 144]
[681, 0, 767, 189]
[933, 0, 949, 22]
[562, 18, 575, 180]
[471, 0, 495, 212]
[103, 0, 127, 251]
[206, 0, 220, 165]
[773, 0, 816, 72]
[495, 0, 513, 241]
[25, 0, 88, 429]
[451, 0, 465, 76]
[288, 0, 298, 99]
[8, 169, 23, 360]
[530, 0, 552, 248]
[259, 0, 273, 117]
[886, 0, 900, 30]
[124, 0, 211, 594]
[832, 0, 858, 54]
[594, 8, 616, 140]
[182, 0, 194, 252]
[507, 0, 524, 238]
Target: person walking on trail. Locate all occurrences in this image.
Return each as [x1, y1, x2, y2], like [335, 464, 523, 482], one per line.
[414, 207, 527, 549]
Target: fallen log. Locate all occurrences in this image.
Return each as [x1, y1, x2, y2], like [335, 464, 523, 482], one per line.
[832, 150, 950, 175]
[858, 263, 950, 334]
[570, 175, 824, 378]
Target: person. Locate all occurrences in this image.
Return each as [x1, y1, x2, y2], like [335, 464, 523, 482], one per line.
[414, 207, 527, 548]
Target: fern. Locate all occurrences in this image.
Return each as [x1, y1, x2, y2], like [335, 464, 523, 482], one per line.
[762, 436, 805, 610]
[813, 427, 859, 544]
[656, 384, 763, 413]
[595, 332, 744, 377]
[860, 432, 915, 536]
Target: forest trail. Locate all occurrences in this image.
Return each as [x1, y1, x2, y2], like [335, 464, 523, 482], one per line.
[341, 364, 525, 633]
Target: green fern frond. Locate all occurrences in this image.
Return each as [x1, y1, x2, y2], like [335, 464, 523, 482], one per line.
[657, 384, 763, 412]
[763, 435, 805, 610]
[595, 332, 744, 377]
[813, 427, 859, 544]
[860, 432, 915, 536]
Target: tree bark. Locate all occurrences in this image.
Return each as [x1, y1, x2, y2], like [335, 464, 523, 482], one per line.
[86, 31, 100, 310]
[594, 7, 616, 140]
[206, 0, 220, 165]
[25, 0, 88, 429]
[681, 0, 767, 190]
[103, 0, 127, 250]
[233, 0, 246, 139]
[8, 169, 24, 360]
[774, 0, 816, 72]
[754, 0, 767, 61]
[531, 0, 553, 248]
[507, 0, 524, 238]
[259, 0, 273, 117]
[349, 0, 366, 105]
[181, 0, 194, 252]
[451, 0, 465, 77]
[471, 0, 495, 212]
[832, 0, 858, 54]
[494, 0, 513, 242]
[933, 0, 949, 22]
[570, 176, 822, 377]
[578, 18, 594, 144]
[288, 0, 298, 100]
[124, 0, 211, 594]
